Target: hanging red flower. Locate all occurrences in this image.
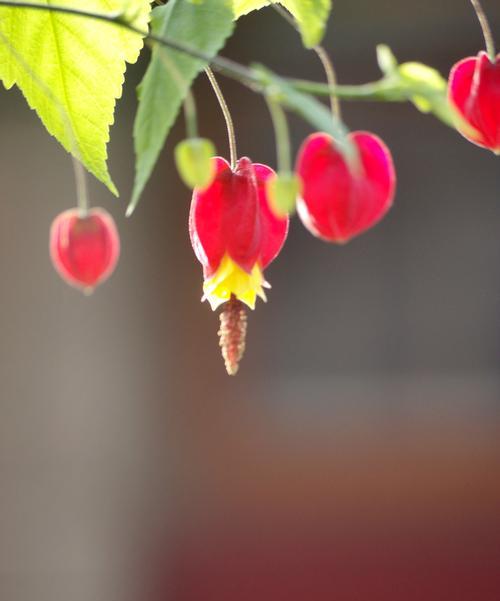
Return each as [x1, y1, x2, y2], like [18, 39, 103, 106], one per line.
[448, 51, 500, 153]
[295, 132, 396, 243]
[189, 156, 289, 373]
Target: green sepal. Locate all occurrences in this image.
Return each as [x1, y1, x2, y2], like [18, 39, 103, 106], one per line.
[266, 171, 301, 217]
[175, 138, 216, 189]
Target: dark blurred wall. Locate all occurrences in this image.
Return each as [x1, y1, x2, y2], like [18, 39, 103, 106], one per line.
[1, 2, 500, 601]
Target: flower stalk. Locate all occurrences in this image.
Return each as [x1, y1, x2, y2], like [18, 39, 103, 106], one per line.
[470, 0, 496, 62]
[205, 67, 237, 170]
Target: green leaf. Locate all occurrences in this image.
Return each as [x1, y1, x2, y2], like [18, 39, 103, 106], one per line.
[233, 0, 331, 48]
[129, 0, 234, 215]
[0, 0, 151, 196]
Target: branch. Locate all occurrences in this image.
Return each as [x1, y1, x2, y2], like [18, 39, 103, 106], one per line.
[0, 0, 454, 130]
[0, 0, 434, 103]
[0, 1, 259, 85]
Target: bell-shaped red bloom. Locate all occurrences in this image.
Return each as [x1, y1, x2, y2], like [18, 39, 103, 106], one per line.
[50, 207, 120, 292]
[448, 51, 500, 152]
[189, 156, 289, 310]
[296, 131, 396, 243]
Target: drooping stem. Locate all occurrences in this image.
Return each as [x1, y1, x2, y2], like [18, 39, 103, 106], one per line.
[205, 67, 238, 169]
[265, 95, 292, 173]
[470, 0, 496, 61]
[72, 157, 90, 216]
[271, 3, 341, 120]
[313, 45, 341, 120]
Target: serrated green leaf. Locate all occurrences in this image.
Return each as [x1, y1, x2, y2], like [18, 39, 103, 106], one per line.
[129, 0, 234, 214]
[233, 0, 331, 48]
[0, 0, 151, 195]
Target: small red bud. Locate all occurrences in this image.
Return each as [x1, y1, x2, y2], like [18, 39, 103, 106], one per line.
[50, 207, 120, 292]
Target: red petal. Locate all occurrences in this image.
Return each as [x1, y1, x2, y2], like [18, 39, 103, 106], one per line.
[189, 157, 231, 277]
[190, 157, 288, 277]
[448, 51, 500, 151]
[253, 163, 289, 269]
[224, 157, 261, 273]
[296, 132, 396, 243]
[50, 207, 120, 289]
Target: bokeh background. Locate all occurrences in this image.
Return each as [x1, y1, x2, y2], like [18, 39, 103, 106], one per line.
[1, 1, 500, 600]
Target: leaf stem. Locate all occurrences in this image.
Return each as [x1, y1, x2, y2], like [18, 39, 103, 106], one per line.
[265, 95, 291, 173]
[205, 67, 237, 169]
[470, 0, 496, 61]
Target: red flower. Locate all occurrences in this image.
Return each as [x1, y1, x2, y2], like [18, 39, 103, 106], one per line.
[189, 156, 289, 310]
[50, 207, 120, 292]
[296, 132, 396, 243]
[448, 51, 500, 153]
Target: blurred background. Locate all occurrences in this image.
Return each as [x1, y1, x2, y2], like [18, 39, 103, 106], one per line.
[1, 1, 500, 600]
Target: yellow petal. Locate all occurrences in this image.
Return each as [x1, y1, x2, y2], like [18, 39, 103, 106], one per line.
[202, 255, 269, 310]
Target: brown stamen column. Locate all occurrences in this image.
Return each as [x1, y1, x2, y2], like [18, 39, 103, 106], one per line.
[218, 295, 247, 375]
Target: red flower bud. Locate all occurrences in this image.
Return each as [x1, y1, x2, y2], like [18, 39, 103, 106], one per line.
[50, 207, 120, 292]
[295, 132, 396, 243]
[448, 51, 500, 153]
[189, 156, 289, 310]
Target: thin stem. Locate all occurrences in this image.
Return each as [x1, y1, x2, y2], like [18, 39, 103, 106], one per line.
[288, 77, 405, 100]
[72, 157, 89, 216]
[271, 3, 340, 120]
[265, 96, 291, 173]
[313, 45, 341, 120]
[205, 67, 237, 169]
[470, 0, 496, 61]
